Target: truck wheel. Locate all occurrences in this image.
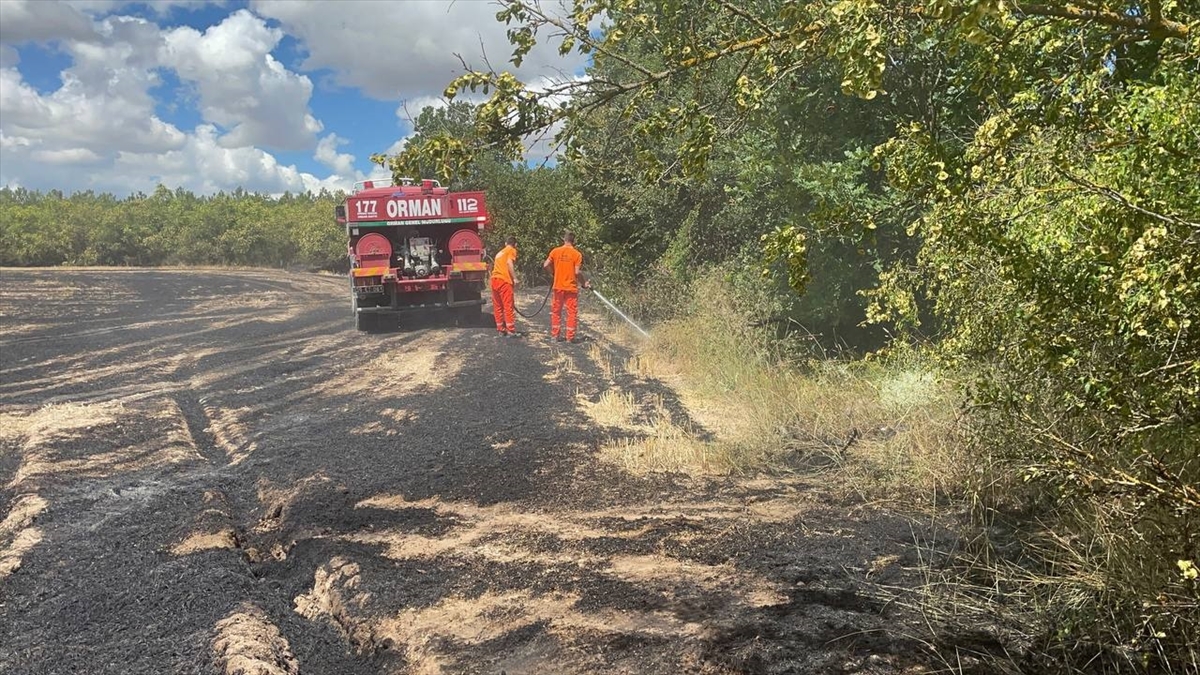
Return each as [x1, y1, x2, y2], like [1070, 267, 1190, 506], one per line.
[355, 311, 374, 332]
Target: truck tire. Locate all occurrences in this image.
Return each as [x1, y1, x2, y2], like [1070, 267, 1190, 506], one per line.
[354, 299, 378, 331]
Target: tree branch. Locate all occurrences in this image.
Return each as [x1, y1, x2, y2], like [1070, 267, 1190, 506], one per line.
[670, 33, 778, 72]
[1012, 2, 1188, 39]
[498, 0, 655, 78]
[1054, 165, 1200, 231]
[1148, 0, 1164, 25]
[715, 0, 780, 39]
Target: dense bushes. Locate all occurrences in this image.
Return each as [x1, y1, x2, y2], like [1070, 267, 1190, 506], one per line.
[866, 26, 1200, 672]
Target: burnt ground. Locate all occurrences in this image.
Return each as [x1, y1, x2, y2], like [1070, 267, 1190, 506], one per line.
[0, 269, 978, 675]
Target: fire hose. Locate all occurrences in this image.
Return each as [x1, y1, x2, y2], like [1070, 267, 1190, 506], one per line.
[485, 253, 650, 335]
[514, 284, 553, 319]
[484, 252, 552, 319]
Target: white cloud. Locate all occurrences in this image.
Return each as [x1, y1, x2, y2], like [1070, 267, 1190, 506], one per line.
[380, 73, 582, 165]
[518, 73, 585, 163]
[0, 132, 35, 150]
[2, 122, 358, 195]
[2, 1, 586, 195]
[109, 124, 352, 194]
[161, 10, 322, 151]
[252, 0, 589, 100]
[31, 147, 103, 164]
[315, 133, 355, 176]
[1, 0, 592, 196]
[395, 95, 453, 124]
[0, 8, 322, 158]
[0, 45, 18, 68]
[0, 16, 187, 156]
[65, 1, 230, 17]
[0, 0, 98, 44]
[383, 137, 409, 156]
[0, 4, 347, 195]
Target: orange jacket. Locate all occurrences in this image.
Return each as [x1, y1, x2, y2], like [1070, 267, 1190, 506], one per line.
[492, 245, 517, 284]
[545, 244, 583, 292]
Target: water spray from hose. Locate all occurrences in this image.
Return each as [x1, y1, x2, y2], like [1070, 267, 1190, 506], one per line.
[589, 288, 650, 339]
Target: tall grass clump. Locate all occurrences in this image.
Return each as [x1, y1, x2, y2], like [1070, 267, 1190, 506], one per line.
[610, 270, 968, 502]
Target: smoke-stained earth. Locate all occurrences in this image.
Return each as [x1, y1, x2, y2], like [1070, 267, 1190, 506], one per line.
[1, 269, 965, 675]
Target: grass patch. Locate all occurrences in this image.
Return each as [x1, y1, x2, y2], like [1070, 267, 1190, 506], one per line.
[600, 420, 744, 475]
[601, 276, 967, 501]
[584, 389, 637, 429]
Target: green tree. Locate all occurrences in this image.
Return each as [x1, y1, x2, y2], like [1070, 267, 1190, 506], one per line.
[0, 185, 348, 270]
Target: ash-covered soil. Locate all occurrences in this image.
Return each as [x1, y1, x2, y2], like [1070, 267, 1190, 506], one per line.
[0, 269, 977, 675]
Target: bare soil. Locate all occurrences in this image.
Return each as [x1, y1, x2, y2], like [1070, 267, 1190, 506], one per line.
[0, 269, 976, 675]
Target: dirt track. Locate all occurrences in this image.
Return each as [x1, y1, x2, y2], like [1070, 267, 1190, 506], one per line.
[0, 269, 957, 675]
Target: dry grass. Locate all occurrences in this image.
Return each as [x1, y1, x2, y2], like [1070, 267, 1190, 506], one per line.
[599, 418, 750, 476]
[205, 405, 258, 465]
[586, 342, 617, 380]
[0, 398, 208, 582]
[317, 332, 460, 397]
[598, 277, 967, 501]
[777, 359, 966, 502]
[0, 401, 126, 450]
[7, 399, 201, 490]
[579, 389, 637, 428]
[172, 529, 238, 555]
[213, 603, 300, 675]
[543, 351, 582, 382]
[0, 493, 48, 581]
[298, 487, 809, 674]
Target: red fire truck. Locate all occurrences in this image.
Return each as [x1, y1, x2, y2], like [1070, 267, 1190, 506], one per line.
[335, 178, 490, 331]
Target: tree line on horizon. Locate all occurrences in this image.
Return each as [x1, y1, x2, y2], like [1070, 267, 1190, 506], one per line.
[0, 185, 348, 271]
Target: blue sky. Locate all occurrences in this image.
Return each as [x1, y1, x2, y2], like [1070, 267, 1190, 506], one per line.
[0, 0, 588, 195]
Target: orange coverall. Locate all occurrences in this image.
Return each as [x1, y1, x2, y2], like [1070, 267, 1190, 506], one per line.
[491, 244, 517, 334]
[544, 244, 584, 340]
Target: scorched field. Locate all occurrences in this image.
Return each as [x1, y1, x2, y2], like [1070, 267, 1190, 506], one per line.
[0, 269, 961, 675]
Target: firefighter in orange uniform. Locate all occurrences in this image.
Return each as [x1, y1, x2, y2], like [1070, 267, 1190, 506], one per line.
[491, 236, 519, 337]
[543, 231, 589, 342]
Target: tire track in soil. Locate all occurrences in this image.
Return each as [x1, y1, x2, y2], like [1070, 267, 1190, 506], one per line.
[168, 386, 384, 675]
[155, 286, 387, 675]
[0, 270, 376, 675]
